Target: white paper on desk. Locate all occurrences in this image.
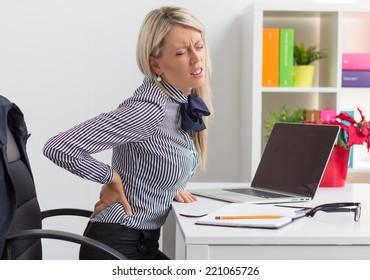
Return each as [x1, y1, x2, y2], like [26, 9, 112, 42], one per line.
[196, 203, 306, 229]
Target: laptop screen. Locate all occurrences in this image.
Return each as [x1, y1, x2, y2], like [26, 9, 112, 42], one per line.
[251, 123, 340, 198]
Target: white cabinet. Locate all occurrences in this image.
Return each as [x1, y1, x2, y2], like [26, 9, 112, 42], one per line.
[241, 1, 370, 182]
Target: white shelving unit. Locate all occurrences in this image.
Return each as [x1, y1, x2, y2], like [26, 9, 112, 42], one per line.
[241, 1, 370, 182]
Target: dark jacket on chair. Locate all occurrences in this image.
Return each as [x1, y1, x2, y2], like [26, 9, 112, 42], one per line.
[0, 95, 30, 256]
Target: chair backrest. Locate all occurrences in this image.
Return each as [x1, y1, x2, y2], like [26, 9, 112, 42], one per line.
[2, 122, 43, 259]
[1, 98, 126, 260]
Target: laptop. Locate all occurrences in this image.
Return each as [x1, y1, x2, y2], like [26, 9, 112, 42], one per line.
[191, 123, 340, 204]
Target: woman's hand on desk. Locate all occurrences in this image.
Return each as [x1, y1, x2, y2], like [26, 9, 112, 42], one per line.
[92, 170, 132, 217]
[175, 189, 198, 203]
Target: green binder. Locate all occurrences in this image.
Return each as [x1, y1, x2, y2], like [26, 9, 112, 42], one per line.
[279, 28, 294, 87]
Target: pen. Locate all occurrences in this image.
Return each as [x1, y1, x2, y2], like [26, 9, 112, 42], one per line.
[215, 215, 283, 220]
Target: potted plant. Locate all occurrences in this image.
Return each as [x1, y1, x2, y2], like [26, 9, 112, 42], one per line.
[293, 42, 326, 87]
[334, 108, 369, 151]
[264, 105, 305, 141]
[306, 108, 369, 187]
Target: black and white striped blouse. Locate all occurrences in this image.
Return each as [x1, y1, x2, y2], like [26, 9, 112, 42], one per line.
[43, 77, 199, 230]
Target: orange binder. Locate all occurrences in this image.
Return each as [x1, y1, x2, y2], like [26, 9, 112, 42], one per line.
[262, 29, 279, 87]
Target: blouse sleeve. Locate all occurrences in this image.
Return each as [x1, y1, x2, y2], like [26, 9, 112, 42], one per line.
[43, 99, 165, 184]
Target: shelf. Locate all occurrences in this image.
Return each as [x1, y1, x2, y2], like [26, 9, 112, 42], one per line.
[262, 87, 338, 93]
[340, 88, 370, 93]
[240, 1, 370, 182]
[349, 161, 370, 173]
[247, 1, 370, 13]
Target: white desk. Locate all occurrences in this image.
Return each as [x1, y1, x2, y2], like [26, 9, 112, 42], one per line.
[170, 182, 370, 260]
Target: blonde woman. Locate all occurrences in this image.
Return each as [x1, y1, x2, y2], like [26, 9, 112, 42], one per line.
[43, 6, 213, 260]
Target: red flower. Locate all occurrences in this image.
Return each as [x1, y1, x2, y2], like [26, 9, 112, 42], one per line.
[335, 108, 370, 152]
[336, 112, 356, 125]
[302, 107, 370, 151]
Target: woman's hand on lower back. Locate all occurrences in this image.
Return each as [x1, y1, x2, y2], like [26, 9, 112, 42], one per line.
[92, 170, 132, 217]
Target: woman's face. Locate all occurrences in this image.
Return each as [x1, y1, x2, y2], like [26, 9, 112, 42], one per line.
[150, 25, 206, 95]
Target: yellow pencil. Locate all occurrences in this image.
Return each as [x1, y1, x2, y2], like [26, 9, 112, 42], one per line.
[215, 215, 282, 220]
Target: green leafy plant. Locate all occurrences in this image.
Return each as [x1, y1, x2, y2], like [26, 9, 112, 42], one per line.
[264, 106, 305, 140]
[294, 42, 326, 65]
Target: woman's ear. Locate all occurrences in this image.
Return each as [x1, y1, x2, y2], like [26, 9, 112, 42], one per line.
[149, 56, 161, 75]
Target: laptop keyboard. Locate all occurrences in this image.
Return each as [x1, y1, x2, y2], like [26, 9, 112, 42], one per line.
[224, 188, 291, 198]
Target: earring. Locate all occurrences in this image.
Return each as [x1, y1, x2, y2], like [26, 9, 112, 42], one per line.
[156, 75, 162, 82]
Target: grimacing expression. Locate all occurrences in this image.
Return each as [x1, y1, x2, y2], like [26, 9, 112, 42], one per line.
[150, 25, 206, 95]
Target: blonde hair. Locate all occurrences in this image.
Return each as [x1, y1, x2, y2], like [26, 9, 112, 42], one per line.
[136, 6, 213, 170]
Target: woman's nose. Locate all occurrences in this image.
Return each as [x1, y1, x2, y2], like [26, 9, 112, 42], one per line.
[190, 48, 201, 64]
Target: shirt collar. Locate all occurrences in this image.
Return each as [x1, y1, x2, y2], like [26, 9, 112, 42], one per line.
[160, 79, 189, 104]
[143, 76, 189, 104]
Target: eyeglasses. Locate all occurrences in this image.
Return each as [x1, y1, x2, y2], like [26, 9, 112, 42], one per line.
[305, 202, 361, 222]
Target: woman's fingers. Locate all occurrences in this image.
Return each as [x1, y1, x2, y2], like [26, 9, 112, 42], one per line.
[175, 189, 198, 203]
[92, 200, 108, 217]
[121, 198, 133, 216]
[92, 179, 133, 217]
[119, 186, 132, 216]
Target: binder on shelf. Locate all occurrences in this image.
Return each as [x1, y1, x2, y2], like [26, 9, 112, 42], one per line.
[262, 28, 280, 87]
[342, 53, 370, 71]
[320, 109, 336, 122]
[195, 203, 306, 229]
[342, 70, 370, 87]
[279, 28, 294, 87]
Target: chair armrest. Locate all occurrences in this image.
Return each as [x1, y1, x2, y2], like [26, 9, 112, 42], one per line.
[41, 208, 93, 219]
[5, 229, 127, 260]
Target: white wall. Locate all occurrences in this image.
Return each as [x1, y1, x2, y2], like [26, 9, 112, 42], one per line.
[0, 0, 253, 258]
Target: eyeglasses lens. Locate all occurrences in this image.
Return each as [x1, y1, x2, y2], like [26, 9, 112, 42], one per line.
[306, 203, 361, 222]
[354, 205, 361, 222]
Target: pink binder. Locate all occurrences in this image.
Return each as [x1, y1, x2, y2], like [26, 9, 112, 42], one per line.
[342, 53, 370, 71]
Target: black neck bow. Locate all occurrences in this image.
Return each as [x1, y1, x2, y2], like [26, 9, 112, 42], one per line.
[180, 94, 210, 132]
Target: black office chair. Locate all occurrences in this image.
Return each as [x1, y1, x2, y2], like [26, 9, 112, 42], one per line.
[0, 96, 126, 260]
